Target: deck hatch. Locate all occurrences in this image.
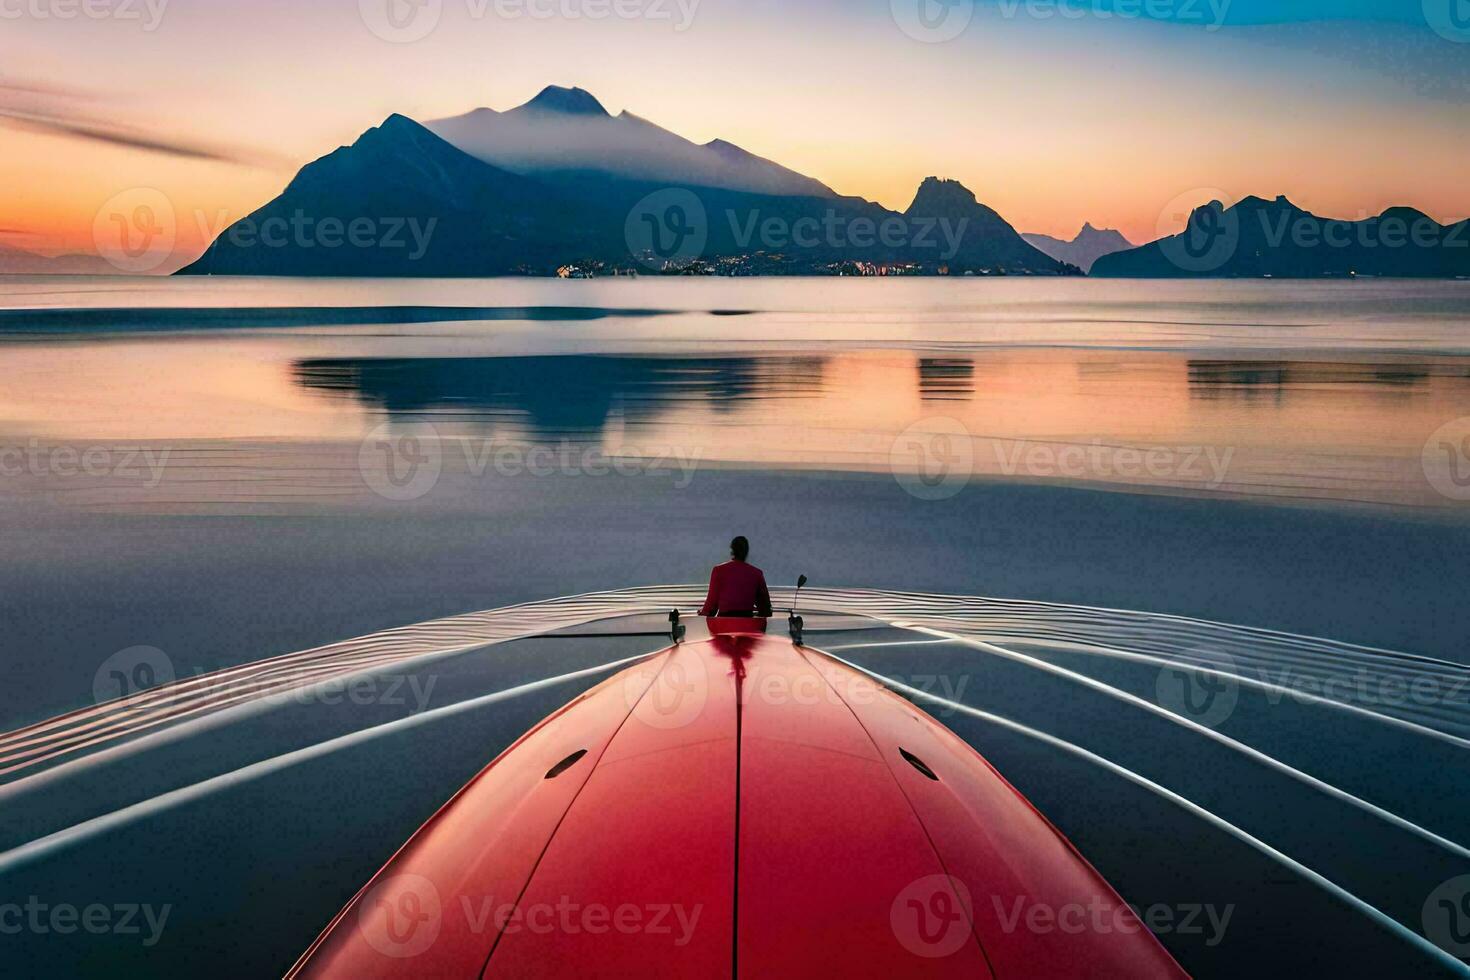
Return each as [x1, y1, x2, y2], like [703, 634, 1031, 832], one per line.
[900, 747, 940, 781]
[544, 749, 589, 780]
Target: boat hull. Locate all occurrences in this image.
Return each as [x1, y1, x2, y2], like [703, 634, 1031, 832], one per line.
[290, 635, 1187, 978]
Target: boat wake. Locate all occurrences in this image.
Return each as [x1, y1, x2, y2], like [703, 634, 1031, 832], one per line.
[2, 586, 1467, 972]
[2, 586, 1464, 784]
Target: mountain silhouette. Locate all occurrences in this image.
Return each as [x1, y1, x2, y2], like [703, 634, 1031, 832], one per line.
[181, 113, 616, 276]
[1092, 195, 1470, 278]
[0, 243, 120, 276]
[906, 178, 1070, 272]
[1024, 223, 1134, 273]
[180, 88, 1074, 277]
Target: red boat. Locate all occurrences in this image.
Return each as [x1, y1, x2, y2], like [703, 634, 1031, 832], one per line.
[289, 611, 1187, 978]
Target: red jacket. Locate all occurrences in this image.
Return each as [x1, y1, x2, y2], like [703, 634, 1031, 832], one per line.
[698, 561, 773, 618]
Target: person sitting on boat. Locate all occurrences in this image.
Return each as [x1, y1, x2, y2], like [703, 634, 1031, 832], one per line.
[698, 536, 773, 619]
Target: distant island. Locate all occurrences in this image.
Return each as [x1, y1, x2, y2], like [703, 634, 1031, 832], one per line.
[179, 86, 1074, 279]
[1024, 224, 1135, 274]
[1093, 196, 1470, 279]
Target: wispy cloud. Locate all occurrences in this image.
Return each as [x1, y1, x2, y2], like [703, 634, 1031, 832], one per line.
[0, 78, 290, 168]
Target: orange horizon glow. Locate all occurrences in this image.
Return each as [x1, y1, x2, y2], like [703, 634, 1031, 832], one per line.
[4, 7, 1469, 261]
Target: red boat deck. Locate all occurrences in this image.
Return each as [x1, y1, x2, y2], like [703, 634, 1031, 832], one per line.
[290, 635, 1186, 978]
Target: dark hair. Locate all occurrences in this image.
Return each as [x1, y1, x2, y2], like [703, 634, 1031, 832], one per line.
[730, 536, 750, 562]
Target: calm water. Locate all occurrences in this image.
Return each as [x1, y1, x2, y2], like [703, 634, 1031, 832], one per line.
[5, 277, 1470, 979]
[2, 276, 1469, 509]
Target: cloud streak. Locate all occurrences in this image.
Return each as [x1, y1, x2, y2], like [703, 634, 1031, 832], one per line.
[0, 79, 289, 168]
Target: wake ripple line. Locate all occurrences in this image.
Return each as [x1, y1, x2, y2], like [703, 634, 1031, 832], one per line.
[5, 585, 1461, 781]
[0, 654, 652, 875]
[826, 657, 1470, 978]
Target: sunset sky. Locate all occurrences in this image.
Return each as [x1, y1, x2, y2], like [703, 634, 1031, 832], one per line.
[3, 0, 1469, 260]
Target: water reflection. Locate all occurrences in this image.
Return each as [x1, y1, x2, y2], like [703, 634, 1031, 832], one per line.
[1188, 360, 1436, 401]
[918, 358, 975, 402]
[294, 355, 828, 437]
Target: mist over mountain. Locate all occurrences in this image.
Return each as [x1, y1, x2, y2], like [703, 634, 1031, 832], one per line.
[1092, 196, 1470, 279]
[1024, 223, 1134, 273]
[426, 85, 836, 200]
[180, 87, 1072, 278]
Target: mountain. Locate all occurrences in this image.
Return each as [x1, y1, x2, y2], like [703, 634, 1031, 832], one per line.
[903, 179, 1071, 273]
[426, 85, 836, 199]
[1092, 195, 1470, 279]
[181, 114, 616, 276]
[181, 88, 1078, 278]
[1024, 223, 1134, 273]
[0, 244, 118, 276]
